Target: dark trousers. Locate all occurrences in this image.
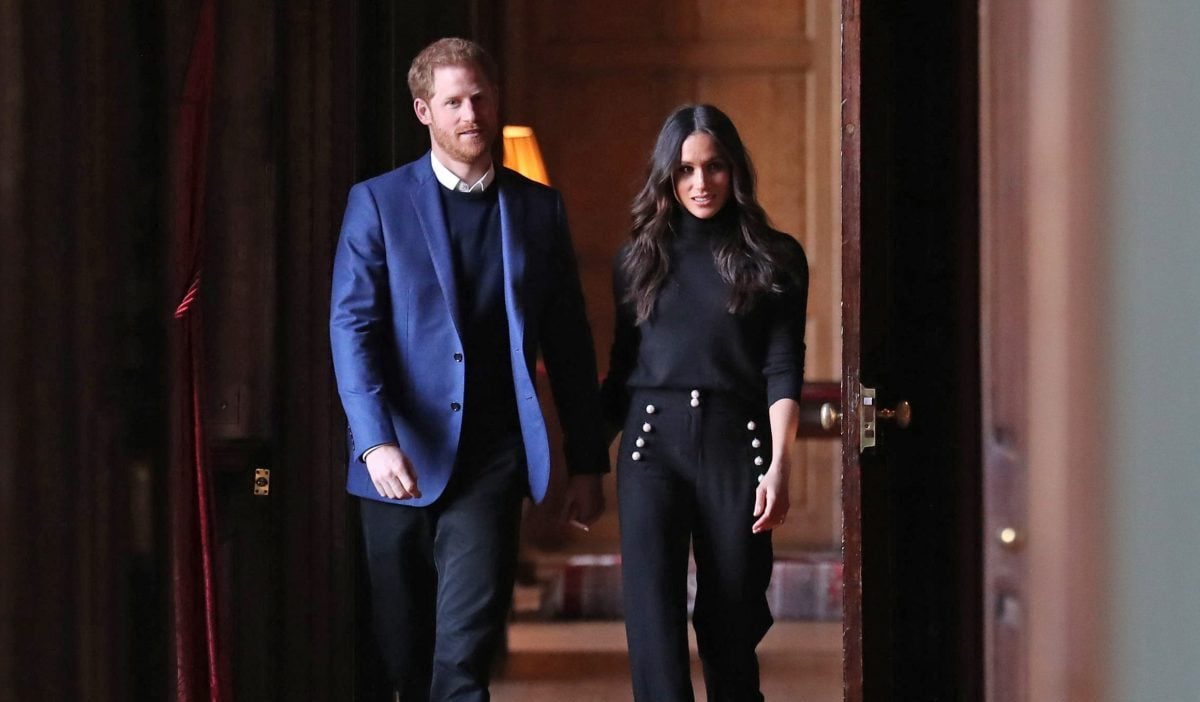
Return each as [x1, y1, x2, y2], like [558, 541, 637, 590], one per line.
[360, 443, 526, 702]
[618, 388, 775, 702]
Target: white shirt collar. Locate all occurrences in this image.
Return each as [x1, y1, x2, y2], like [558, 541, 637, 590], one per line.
[430, 152, 495, 193]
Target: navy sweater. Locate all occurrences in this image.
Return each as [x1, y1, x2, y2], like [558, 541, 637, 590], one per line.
[439, 185, 521, 455]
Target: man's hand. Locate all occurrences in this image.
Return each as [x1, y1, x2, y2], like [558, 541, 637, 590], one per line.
[364, 444, 421, 500]
[560, 474, 605, 531]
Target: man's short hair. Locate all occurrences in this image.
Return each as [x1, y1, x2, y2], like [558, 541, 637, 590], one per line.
[407, 37, 499, 102]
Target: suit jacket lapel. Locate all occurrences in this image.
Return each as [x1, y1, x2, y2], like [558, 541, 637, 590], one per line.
[410, 159, 464, 340]
[498, 172, 527, 351]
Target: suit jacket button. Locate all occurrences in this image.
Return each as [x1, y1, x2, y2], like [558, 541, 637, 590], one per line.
[453, 353, 463, 362]
[451, 402, 461, 412]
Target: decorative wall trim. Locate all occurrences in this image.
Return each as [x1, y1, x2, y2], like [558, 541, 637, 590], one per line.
[540, 39, 814, 73]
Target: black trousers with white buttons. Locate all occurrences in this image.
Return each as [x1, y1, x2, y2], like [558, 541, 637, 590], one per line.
[618, 388, 774, 702]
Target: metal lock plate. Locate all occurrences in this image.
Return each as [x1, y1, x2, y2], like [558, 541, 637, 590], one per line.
[253, 467, 270, 496]
[860, 385, 877, 450]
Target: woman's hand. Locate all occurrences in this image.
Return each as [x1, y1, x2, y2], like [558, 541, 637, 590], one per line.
[753, 397, 800, 533]
[752, 462, 790, 533]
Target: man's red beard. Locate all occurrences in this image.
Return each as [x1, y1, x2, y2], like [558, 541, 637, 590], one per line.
[432, 122, 492, 164]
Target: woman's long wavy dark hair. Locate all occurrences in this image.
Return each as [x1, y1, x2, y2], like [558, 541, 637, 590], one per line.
[622, 104, 790, 323]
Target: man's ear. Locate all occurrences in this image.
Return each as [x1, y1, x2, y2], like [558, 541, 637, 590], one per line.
[413, 98, 432, 126]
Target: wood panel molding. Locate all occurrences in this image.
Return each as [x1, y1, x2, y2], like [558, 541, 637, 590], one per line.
[539, 39, 814, 73]
[509, 1, 843, 554]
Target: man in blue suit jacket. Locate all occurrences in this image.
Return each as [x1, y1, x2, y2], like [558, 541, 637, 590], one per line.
[330, 38, 608, 701]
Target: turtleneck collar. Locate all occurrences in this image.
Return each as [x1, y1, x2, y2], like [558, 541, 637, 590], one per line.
[675, 202, 738, 241]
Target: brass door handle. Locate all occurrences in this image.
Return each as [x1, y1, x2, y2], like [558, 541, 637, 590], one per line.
[858, 387, 913, 451]
[878, 400, 912, 428]
[820, 403, 841, 431]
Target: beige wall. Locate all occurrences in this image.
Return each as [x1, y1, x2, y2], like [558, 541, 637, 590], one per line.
[507, 1, 842, 552]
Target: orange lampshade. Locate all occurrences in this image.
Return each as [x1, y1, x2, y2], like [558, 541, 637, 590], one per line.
[502, 125, 550, 185]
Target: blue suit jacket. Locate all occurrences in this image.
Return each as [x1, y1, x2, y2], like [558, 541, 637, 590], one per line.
[330, 154, 608, 506]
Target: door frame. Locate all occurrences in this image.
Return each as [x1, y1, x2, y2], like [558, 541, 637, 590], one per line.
[978, 0, 1109, 699]
[839, 2, 866, 699]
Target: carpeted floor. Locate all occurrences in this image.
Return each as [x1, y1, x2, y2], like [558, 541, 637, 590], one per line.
[492, 621, 842, 701]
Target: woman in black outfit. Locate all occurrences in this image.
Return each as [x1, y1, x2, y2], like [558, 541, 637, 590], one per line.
[601, 104, 809, 702]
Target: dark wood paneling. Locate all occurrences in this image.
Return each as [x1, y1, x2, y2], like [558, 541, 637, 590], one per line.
[201, 2, 505, 699]
[355, 0, 506, 179]
[199, 0, 356, 696]
[276, 0, 355, 697]
[1, 2, 507, 698]
[0, 1, 170, 698]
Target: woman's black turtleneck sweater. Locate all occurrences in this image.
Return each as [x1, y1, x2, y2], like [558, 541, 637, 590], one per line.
[600, 207, 809, 428]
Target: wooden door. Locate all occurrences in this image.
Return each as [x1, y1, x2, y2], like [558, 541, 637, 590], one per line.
[839, 4, 866, 695]
[841, 1, 983, 699]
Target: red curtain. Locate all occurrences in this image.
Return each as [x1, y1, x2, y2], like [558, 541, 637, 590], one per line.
[170, 1, 230, 700]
